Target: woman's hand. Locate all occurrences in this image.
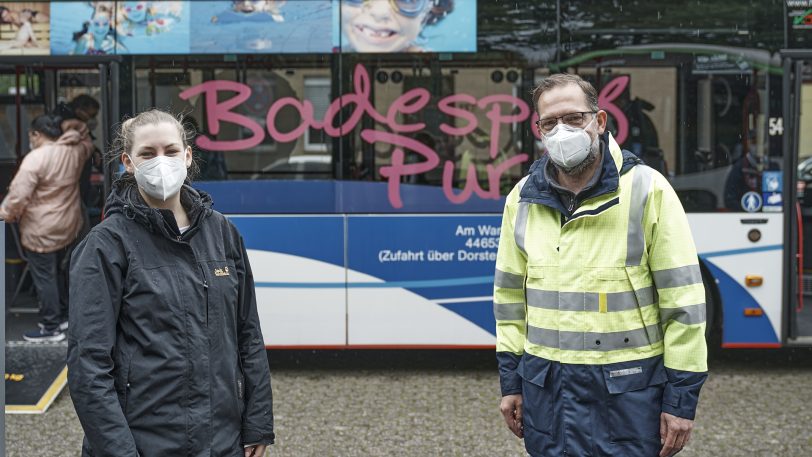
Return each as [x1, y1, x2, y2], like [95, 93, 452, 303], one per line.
[244, 444, 266, 457]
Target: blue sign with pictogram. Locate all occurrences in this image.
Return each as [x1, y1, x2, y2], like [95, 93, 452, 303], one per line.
[741, 191, 763, 213]
[762, 171, 783, 193]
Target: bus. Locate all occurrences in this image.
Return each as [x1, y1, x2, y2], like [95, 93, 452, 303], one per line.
[2, 0, 811, 350]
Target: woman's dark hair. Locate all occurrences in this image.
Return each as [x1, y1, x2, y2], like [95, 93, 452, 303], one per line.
[30, 114, 63, 140]
[0, 7, 11, 24]
[72, 21, 90, 42]
[70, 94, 100, 112]
[425, 0, 453, 26]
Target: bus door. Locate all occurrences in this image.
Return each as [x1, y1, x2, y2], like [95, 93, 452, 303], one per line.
[0, 59, 118, 315]
[784, 53, 812, 344]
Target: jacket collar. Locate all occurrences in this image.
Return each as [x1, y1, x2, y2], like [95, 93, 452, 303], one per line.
[104, 180, 213, 240]
[519, 132, 642, 216]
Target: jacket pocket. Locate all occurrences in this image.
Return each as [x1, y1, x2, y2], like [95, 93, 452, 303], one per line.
[517, 355, 553, 436]
[526, 265, 544, 279]
[594, 267, 628, 282]
[236, 371, 245, 415]
[603, 357, 668, 443]
[207, 259, 240, 328]
[115, 346, 133, 417]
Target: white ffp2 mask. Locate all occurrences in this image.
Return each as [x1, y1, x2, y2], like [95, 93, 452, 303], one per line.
[542, 117, 597, 169]
[130, 155, 188, 201]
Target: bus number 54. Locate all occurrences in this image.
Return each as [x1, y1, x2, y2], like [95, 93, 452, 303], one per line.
[769, 117, 784, 136]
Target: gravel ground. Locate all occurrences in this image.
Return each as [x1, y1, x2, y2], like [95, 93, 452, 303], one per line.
[5, 348, 812, 457]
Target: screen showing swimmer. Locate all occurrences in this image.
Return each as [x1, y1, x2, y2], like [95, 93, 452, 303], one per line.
[50, 1, 188, 55]
[191, 0, 333, 53]
[0, 3, 51, 55]
[115, 2, 188, 54]
[338, 0, 475, 53]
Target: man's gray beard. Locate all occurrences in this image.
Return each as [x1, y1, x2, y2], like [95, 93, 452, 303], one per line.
[557, 138, 601, 177]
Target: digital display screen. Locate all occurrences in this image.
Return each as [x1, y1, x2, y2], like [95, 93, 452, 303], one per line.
[336, 0, 476, 53]
[0, 1, 51, 56]
[190, 1, 333, 54]
[48, 1, 475, 55]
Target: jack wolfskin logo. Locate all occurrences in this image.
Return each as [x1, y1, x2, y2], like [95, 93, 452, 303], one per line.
[609, 367, 643, 378]
[214, 266, 230, 277]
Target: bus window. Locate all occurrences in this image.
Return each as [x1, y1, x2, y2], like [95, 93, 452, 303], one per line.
[137, 59, 334, 181]
[349, 59, 529, 206]
[0, 72, 45, 161]
[551, 59, 776, 213]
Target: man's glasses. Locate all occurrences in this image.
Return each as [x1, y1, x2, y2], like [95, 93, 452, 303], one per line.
[344, 0, 432, 18]
[535, 111, 596, 134]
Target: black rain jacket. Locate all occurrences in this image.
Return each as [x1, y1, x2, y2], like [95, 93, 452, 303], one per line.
[67, 181, 274, 457]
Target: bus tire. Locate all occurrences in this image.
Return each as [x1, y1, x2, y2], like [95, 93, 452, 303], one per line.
[700, 261, 722, 350]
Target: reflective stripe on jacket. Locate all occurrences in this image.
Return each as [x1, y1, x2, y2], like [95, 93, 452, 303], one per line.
[494, 133, 707, 423]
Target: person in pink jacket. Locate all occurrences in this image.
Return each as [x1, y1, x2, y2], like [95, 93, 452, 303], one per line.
[0, 114, 93, 341]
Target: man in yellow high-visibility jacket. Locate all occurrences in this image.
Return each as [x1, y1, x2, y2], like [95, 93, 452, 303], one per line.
[494, 74, 707, 457]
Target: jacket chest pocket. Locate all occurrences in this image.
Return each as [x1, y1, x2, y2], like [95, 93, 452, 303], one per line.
[590, 267, 653, 312]
[206, 260, 240, 328]
[124, 266, 185, 329]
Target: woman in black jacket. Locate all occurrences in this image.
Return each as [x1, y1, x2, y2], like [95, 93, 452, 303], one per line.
[67, 110, 274, 457]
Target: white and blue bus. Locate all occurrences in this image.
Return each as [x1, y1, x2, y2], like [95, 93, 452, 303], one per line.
[2, 0, 811, 349]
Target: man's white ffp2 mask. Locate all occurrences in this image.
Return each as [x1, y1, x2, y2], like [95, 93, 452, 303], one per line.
[131, 155, 187, 201]
[542, 117, 597, 169]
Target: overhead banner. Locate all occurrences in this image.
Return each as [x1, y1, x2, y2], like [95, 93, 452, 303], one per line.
[48, 0, 476, 55]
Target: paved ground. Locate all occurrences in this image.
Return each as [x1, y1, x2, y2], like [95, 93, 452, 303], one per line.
[5, 348, 812, 457]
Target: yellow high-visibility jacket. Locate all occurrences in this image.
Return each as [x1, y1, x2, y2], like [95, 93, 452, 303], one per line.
[495, 132, 707, 420]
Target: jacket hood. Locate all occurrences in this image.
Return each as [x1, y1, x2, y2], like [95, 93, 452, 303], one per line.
[520, 132, 641, 212]
[104, 179, 213, 237]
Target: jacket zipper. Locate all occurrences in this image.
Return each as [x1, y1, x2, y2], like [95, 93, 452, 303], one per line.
[174, 232, 209, 326]
[199, 264, 209, 327]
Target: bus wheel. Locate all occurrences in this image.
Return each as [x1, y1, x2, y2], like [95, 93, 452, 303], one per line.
[702, 270, 722, 350]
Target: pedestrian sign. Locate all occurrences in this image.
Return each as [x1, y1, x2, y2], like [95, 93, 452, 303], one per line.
[741, 191, 763, 213]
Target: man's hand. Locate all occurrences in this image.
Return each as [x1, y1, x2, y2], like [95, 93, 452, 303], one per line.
[659, 412, 694, 457]
[244, 444, 266, 457]
[499, 394, 524, 438]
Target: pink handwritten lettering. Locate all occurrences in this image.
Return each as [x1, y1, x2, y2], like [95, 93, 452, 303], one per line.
[438, 94, 478, 137]
[478, 95, 530, 159]
[266, 97, 314, 143]
[179, 80, 264, 151]
[184, 66, 633, 208]
[386, 88, 430, 133]
[362, 130, 440, 209]
[598, 75, 629, 145]
[321, 64, 386, 138]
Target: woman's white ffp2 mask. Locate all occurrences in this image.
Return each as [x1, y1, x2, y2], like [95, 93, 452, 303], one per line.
[130, 155, 187, 201]
[542, 117, 597, 169]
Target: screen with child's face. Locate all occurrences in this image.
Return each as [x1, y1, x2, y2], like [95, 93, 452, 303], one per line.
[0, 1, 51, 56]
[336, 0, 475, 53]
